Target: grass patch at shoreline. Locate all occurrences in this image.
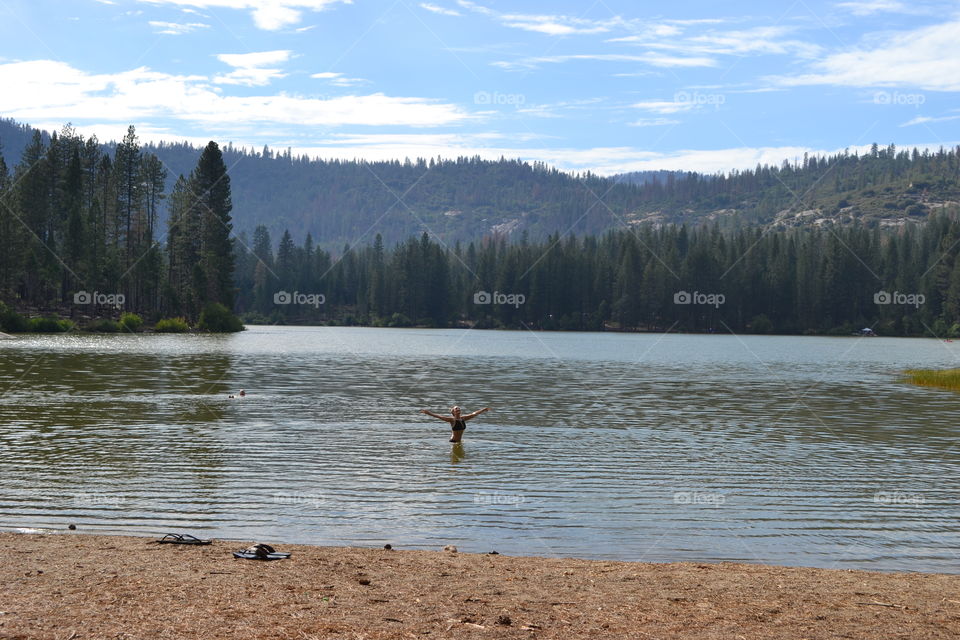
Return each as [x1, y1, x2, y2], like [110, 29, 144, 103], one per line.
[904, 367, 960, 391]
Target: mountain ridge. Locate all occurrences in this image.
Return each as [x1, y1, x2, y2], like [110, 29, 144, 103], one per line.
[2, 118, 958, 250]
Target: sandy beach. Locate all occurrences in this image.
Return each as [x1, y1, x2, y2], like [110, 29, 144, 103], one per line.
[1, 531, 958, 639]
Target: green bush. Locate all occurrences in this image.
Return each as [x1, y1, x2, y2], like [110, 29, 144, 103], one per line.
[386, 312, 412, 328]
[155, 317, 190, 333]
[87, 319, 120, 333]
[198, 303, 244, 333]
[119, 312, 143, 332]
[749, 314, 773, 334]
[29, 317, 70, 333]
[0, 303, 29, 332]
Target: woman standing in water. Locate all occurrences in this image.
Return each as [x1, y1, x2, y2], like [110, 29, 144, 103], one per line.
[421, 405, 490, 442]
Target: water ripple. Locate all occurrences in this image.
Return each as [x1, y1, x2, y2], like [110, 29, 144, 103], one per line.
[0, 327, 958, 572]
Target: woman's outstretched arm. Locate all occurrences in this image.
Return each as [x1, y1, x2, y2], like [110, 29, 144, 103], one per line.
[421, 409, 454, 423]
[463, 407, 491, 420]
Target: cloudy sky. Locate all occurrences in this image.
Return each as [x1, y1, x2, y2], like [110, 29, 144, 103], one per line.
[0, 0, 958, 174]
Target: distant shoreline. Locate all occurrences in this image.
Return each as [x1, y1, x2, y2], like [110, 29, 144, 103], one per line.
[3, 531, 958, 639]
[0, 321, 946, 339]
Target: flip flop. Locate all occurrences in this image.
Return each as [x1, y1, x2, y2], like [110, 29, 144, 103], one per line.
[155, 533, 212, 545]
[232, 543, 291, 561]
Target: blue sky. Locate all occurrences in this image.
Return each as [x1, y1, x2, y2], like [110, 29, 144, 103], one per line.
[0, 0, 958, 174]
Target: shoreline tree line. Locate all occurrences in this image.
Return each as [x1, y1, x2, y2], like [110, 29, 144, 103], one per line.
[237, 213, 960, 337]
[1, 124, 960, 336]
[0, 126, 240, 332]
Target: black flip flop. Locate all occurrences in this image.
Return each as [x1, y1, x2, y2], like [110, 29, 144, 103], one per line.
[232, 543, 291, 560]
[155, 533, 212, 545]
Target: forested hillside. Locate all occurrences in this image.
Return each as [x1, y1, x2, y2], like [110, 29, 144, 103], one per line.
[620, 144, 960, 230]
[2, 118, 960, 249]
[2, 117, 960, 337]
[137, 140, 960, 247]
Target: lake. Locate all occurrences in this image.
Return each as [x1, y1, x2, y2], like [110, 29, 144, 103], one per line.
[0, 326, 957, 572]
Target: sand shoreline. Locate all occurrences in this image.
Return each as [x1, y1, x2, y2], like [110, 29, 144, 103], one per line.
[2, 531, 958, 639]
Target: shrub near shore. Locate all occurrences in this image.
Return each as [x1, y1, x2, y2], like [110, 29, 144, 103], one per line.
[154, 317, 190, 333]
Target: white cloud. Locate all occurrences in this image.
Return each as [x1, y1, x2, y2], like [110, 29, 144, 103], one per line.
[454, 0, 495, 16]
[631, 100, 696, 115]
[773, 20, 960, 91]
[420, 3, 460, 17]
[131, 0, 351, 31]
[0, 60, 469, 128]
[613, 72, 659, 78]
[641, 53, 717, 68]
[215, 68, 287, 86]
[148, 20, 211, 34]
[215, 50, 292, 86]
[664, 18, 729, 26]
[457, 1, 625, 36]
[900, 114, 960, 127]
[252, 4, 301, 30]
[836, 1, 912, 16]
[493, 53, 717, 71]
[686, 26, 822, 58]
[629, 117, 681, 127]
[607, 26, 683, 43]
[513, 97, 605, 119]
[218, 50, 293, 68]
[311, 71, 367, 86]
[614, 25, 821, 59]
[501, 17, 612, 36]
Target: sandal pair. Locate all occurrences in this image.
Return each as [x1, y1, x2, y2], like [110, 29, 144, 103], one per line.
[232, 543, 291, 561]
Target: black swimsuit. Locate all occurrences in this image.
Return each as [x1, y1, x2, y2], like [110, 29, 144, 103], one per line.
[452, 418, 466, 431]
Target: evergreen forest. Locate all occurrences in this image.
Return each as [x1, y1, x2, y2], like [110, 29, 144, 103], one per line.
[2, 119, 960, 336]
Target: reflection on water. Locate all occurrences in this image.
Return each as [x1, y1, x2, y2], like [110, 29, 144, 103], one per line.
[0, 327, 958, 572]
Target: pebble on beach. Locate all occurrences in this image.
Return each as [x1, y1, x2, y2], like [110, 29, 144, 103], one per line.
[68, 524, 76, 530]
[443, 545, 457, 553]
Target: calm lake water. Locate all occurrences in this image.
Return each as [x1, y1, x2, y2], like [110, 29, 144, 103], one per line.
[0, 326, 958, 572]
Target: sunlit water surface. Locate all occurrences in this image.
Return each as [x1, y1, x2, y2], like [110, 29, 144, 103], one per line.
[1, 326, 957, 572]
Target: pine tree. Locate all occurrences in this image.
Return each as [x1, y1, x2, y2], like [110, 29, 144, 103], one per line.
[192, 141, 236, 310]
